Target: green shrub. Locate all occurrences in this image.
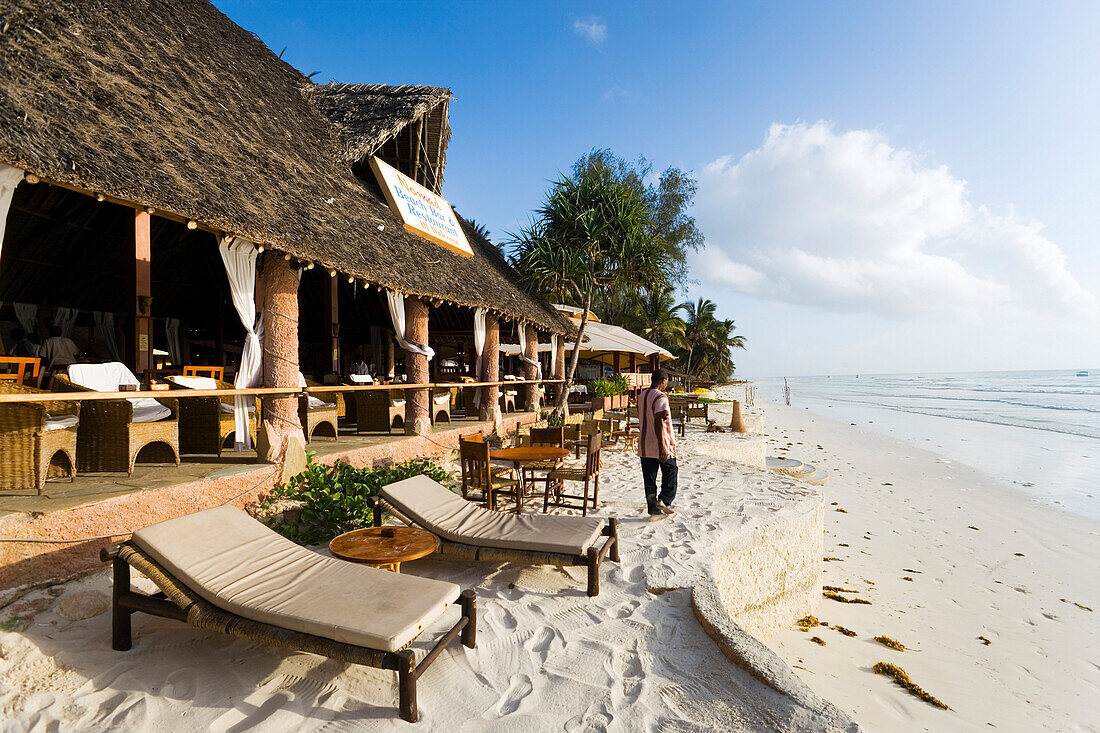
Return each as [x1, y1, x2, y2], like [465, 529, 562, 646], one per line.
[588, 378, 610, 398]
[607, 374, 629, 396]
[259, 454, 452, 546]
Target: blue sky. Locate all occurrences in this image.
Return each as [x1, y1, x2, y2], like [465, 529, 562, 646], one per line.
[216, 1, 1100, 377]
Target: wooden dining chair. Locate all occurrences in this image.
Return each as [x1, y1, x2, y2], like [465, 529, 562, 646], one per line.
[183, 365, 225, 381]
[458, 435, 517, 511]
[545, 432, 602, 516]
[0, 357, 40, 386]
[525, 426, 565, 496]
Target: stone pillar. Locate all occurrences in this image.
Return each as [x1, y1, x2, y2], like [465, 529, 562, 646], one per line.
[479, 313, 502, 426]
[258, 255, 305, 474]
[523, 323, 540, 412]
[553, 335, 566, 404]
[404, 297, 431, 436]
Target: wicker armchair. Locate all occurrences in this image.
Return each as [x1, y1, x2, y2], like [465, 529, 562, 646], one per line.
[167, 376, 260, 456]
[53, 373, 180, 474]
[431, 389, 452, 425]
[0, 382, 79, 494]
[299, 382, 339, 443]
[349, 389, 405, 434]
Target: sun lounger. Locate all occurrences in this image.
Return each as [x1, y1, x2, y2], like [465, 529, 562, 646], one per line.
[371, 475, 620, 596]
[101, 505, 476, 723]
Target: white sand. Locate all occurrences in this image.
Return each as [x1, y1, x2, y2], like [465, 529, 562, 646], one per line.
[757, 398, 1100, 732]
[0, 425, 843, 732]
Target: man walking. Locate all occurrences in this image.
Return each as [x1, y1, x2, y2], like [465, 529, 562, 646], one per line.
[638, 369, 677, 519]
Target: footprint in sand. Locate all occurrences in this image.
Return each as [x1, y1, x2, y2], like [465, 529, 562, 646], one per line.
[611, 599, 641, 619]
[523, 626, 558, 662]
[494, 674, 533, 716]
[487, 605, 518, 632]
[564, 700, 614, 732]
[610, 647, 645, 705]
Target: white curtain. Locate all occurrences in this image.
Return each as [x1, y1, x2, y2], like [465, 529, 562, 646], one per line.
[551, 333, 559, 375]
[0, 165, 24, 266]
[165, 318, 183, 364]
[93, 311, 121, 362]
[385, 290, 435, 360]
[518, 321, 542, 379]
[14, 303, 37, 336]
[218, 237, 261, 450]
[53, 307, 79, 338]
[472, 307, 488, 407]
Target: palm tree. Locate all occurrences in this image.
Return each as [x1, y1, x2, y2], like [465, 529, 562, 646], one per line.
[693, 318, 746, 382]
[678, 297, 718, 378]
[511, 165, 668, 412]
[625, 284, 685, 352]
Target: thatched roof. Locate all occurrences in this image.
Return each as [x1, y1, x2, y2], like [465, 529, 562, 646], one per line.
[307, 83, 451, 179]
[0, 0, 569, 333]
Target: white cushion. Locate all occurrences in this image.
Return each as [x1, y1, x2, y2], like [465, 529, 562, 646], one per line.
[307, 396, 336, 410]
[69, 363, 171, 422]
[390, 399, 406, 408]
[219, 402, 257, 414]
[43, 414, 79, 431]
[504, 390, 517, 396]
[349, 374, 373, 384]
[380, 475, 605, 556]
[69, 362, 139, 392]
[168, 376, 219, 390]
[131, 398, 173, 423]
[132, 505, 460, 652]
[433, 394, 450, 405]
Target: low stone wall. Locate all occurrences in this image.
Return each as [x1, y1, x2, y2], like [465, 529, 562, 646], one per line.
[0, 414, 535, 594]
[709, 499, 823, 638]
[689, 487, 857, 730]
[694, 433, 767, 470]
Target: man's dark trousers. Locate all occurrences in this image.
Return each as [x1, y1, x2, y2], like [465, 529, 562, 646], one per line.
[641, 456, 677, 513]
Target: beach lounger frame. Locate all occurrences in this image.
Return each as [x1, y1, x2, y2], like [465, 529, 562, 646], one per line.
[100, 542, 476, 723]
[369, 493, 620, 597]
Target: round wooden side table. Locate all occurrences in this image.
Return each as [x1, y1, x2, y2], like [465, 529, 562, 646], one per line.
[328, 526, 439, 572]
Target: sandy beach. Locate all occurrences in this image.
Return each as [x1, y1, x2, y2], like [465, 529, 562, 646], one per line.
[759, 397, 1100, 732]
[1, 394, 1096, 731]
[0, 414, 847, 732]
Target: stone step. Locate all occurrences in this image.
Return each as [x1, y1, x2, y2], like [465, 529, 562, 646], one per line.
[797, 464, 830, 485]
[766, 456, 806, 476]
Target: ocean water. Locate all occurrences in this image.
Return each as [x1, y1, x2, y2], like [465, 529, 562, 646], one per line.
[755, 370, 1100, 521]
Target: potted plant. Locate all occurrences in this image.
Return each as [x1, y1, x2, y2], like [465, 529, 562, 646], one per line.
[589, 378, 612, 411]
[607, 374, 630, 409]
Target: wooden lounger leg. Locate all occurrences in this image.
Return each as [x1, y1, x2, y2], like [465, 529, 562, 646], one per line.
[608, 518, 620, 563]
[397, 648, 417, 723]
[112, 557, 133, 651]
[586, 546, 600, 597]
[459, 590, 477, 648]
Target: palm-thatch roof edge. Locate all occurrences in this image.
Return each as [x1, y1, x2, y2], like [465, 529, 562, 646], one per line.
[0, 0, 569, 333]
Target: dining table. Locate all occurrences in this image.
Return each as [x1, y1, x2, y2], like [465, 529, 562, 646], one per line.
[489, 445, 572, 513]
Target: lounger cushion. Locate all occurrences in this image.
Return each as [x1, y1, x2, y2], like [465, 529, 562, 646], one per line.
[43, 413, 79, 431]
[132, 505, 460, 652]
[168, 376, 219, 390]
[381, 475, 604, 556]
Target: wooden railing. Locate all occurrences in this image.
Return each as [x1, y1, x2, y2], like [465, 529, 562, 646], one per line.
[0, 380, 565, 404]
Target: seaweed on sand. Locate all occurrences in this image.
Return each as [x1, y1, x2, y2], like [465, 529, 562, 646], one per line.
[810, 636, 826, 646]
[872, 662, 950, 710]
[874, 636, 905, 651]
[824, 590, 872, 604]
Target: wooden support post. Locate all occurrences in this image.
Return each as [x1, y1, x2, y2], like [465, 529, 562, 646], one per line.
[111, 557, 132, 651]
[258, 256, 305, 467]
[523, 323, 540, 412]
[614, 351, 622, 375]
[133, 210, 152, 374]
[479, 314, 501, 426]
[554, 335, 566, 404]
[324, 274, 340, 376]
[404, 297, 431, 436]
[630, 353, 637, 373]
[649, 353, 659, 371]
[459, 589, 477, 648]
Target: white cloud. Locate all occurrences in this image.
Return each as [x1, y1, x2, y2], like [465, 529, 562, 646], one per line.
[572, 18, 607, 46]
[694, 122, 1096, 319]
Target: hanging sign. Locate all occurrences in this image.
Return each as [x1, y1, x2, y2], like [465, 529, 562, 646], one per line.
[369, 157, 473, 258]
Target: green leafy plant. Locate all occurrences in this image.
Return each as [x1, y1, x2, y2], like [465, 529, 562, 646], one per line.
[540, 409, 563, 427]
[607, 374, 629, 396]
[588, 378, 611, 398]
[258, 454, 452, 546]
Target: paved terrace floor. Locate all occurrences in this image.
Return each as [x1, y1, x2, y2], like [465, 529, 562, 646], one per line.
[0, 411, 537, 591]
[0, 411, 533, 519]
